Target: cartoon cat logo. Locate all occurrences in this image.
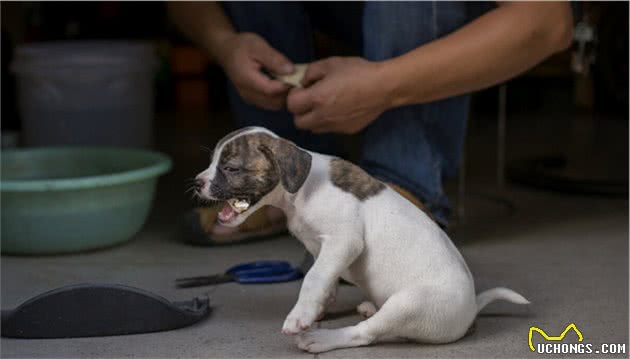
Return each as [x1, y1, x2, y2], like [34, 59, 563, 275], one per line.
[528, 323, 584, 352]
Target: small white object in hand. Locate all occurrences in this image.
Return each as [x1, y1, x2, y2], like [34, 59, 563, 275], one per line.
[273, 64, 308, 88]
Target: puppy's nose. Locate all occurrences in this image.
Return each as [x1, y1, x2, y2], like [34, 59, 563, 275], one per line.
[195, 178, 205, 191]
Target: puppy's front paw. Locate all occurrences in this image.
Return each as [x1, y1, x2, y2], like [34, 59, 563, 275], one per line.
[296, 329, 338, 353]
[282, 316, 310, 336]
[281, 303, 321, 335]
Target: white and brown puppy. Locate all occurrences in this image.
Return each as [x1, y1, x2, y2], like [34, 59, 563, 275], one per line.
[195, 126, 529, 353]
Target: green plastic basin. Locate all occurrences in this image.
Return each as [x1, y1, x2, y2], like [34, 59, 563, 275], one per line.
[1, 147, 172, 255]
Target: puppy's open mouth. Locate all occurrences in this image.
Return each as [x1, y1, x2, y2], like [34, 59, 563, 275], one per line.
[218, 198, 251, 223]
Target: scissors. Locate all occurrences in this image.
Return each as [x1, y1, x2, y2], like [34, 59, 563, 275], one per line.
[175, 260, 303, 288]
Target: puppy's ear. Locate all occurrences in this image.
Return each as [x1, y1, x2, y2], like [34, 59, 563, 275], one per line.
[259, 139, 311, 194]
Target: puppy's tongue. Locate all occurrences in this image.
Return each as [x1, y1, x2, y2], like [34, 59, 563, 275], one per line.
[218, 203, 236, 222]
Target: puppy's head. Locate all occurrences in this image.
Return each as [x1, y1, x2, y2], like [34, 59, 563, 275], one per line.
[195, 127, 311, 227]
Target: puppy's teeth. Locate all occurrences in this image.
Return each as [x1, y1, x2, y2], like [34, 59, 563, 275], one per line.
[234, 199, 250, 212]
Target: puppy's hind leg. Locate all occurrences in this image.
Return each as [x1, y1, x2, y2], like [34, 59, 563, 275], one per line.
[296, 293, 409, 353]
[356, 301, 377, 318]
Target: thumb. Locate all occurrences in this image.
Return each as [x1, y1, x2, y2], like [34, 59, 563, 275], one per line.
[253, 40, 293, 75]
[287, 87, 314, 115]
[301, 59, 329, 87]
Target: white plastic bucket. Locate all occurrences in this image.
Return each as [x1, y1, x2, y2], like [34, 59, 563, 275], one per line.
[11, 41, 156, 148]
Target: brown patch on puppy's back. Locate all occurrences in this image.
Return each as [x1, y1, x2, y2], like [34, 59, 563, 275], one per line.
[330, 158, 385, 201]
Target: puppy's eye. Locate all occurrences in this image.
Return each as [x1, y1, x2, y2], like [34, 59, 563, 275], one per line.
[222, 166, 240, 173]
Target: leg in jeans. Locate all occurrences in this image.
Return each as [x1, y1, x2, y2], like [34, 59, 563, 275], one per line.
[189, 3, 337, 244]
[361, 2, 472, 226]
[222, 2, 338, 155]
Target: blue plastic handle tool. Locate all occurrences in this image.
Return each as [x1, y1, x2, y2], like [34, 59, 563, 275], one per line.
[227, 260, 302, 284]
[175, 260, 303, 288]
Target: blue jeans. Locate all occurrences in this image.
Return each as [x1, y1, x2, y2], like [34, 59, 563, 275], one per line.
[223, 2, 476, 226]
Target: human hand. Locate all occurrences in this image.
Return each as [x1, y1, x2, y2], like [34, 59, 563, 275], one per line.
[286, 57, 391, 134]
[216, 32, 293, 110]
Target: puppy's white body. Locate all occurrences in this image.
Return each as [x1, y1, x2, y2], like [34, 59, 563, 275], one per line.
[285, 153, 478, 345]
[197, 127, 528, 353]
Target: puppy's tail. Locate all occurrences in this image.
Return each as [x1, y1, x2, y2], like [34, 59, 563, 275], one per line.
[476, 287, 530, 314]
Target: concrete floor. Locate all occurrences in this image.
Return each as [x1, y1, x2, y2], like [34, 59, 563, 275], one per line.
[1, 111, 628, 358]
